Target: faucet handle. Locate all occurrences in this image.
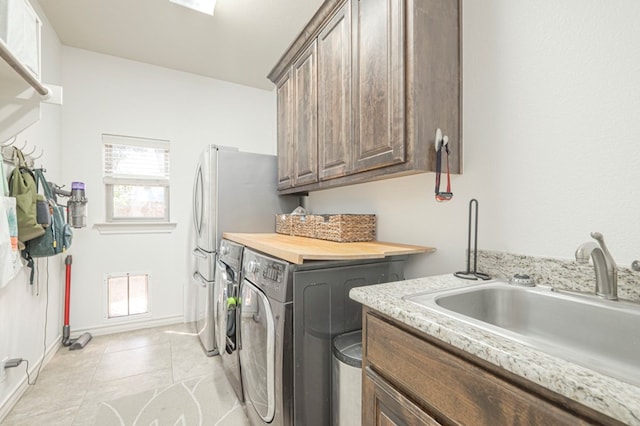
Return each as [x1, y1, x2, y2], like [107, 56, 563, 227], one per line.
[575, 241, 598, 263]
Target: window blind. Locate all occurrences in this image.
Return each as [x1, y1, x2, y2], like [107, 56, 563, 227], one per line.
[103, 134, 170, 183]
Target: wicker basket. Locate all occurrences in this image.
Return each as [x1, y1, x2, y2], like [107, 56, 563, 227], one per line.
[275, 214, 294, 235]
[291, 215, 321, 238]
[275, 214, 321, 237]
[314, 214, 376, 242]
[276, 213, 376, 242]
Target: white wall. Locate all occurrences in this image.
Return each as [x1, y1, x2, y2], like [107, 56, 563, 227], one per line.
[308, 0, 640, 279]
[59, 48, 277, 332]
[0, 0, 64, 415]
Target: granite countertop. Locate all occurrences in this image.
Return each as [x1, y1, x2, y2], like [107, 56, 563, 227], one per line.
[350, 274, 640, 425]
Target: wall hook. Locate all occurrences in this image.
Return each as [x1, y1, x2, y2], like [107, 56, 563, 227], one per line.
[32, 148, 44, 159]
[1, 147, 12, 163]
[434, 128, 443, 151]
[1, 136, 17, 147]
[24, 146, 37, 156]
[18, 140, 28, 150]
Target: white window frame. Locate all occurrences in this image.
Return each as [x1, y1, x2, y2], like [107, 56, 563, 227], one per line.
[102, 134, 170, 223]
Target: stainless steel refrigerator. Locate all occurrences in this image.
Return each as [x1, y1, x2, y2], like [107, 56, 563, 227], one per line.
[191, 145, 298, 355]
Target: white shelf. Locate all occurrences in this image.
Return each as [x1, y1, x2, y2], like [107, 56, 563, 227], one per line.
[0, 41, 63, 143]
[0, 80, 62, 143]
[0, 37, 47, 96]
[0, 0, 63, 143]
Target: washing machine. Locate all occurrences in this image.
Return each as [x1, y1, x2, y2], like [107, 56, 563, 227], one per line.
[239, 248, 294, 426]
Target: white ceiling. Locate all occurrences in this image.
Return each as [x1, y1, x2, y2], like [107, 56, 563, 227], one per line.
[37, 0, 324, 91]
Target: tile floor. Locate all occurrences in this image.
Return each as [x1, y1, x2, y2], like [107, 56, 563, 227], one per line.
[1, 322, 250, 425]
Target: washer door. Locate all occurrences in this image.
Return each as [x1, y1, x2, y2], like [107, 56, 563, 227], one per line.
[239, 279, 275, 423]
[215, 259, 238, 353]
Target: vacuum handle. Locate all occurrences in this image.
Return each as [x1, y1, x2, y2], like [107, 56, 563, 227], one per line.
[64, 255, 72, 326]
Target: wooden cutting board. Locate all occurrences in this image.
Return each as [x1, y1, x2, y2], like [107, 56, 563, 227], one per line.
[222, 233, 435, 264]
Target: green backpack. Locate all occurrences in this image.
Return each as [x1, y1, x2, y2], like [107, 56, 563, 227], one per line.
[26, 168, 73, 257]
[8, 148, 45, 246]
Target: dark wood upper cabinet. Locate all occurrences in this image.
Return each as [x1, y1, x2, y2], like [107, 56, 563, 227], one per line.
[269, 0, 461, 195]
[318, 2, 352, 181]
[276, 71, 294, 190]
[292, 41, 319, 186]
[351, 0, 405, 173]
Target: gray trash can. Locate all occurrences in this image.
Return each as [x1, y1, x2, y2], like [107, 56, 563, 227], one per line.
[332, 329, 362, 426]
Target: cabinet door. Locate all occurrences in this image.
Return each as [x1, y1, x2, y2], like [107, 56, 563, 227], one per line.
[363, 367, 442, 426]
[317, 1, 352, 181]
[352, 0, 406, 173]
[365, 313, 595, 426]
[276, 71, 294, 189]
[292, 41, 319, 186]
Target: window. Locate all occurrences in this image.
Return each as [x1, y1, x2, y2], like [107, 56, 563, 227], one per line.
[106, 273, 149, 318]
[103, 134, 170, 222]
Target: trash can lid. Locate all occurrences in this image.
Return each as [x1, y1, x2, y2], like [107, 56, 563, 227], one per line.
[333, 330, 362, 368]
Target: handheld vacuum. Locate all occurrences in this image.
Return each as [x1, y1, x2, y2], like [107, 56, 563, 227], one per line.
[49, 181, 88, 229]
[62, 255, 92, 350]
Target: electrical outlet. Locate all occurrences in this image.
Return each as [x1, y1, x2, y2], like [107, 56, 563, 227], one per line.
[0, 357, 8, 383]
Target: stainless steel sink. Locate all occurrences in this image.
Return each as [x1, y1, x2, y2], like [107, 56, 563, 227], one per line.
[403, 281, 640, 386]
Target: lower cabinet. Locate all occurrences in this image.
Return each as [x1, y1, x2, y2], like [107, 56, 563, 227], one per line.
[363, 367, 440, 426]
[362, 309, 622, 426]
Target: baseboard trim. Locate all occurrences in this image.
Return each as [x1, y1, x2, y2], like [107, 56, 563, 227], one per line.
[0, 336, 62, 423]
[70, 314, 185, 337]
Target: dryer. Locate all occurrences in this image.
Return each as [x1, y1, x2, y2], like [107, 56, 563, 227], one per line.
[214, 239, 244, 401]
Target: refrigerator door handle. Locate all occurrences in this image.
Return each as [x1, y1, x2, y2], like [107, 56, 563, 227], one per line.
[193, 271, 209, 288]
[193, 165, 204, 236]
[193, 247, 209, 259]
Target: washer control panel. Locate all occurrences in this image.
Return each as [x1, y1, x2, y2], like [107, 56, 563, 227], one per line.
[218, 239, 244, 270]
[264, 262, 285, 283]
[242, 248, 291, 303]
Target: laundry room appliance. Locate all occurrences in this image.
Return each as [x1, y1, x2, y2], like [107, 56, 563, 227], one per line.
[214, 238, 244, 401]
[238, 248, 406, 426]
[190, 145, 298, 355]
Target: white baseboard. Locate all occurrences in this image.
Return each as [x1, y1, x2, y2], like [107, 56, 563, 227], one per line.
[70, 314, 185, 337]
[0, 336, 62, 423]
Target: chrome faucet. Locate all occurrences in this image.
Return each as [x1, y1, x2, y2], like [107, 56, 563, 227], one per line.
[575, 232, 618, 300]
